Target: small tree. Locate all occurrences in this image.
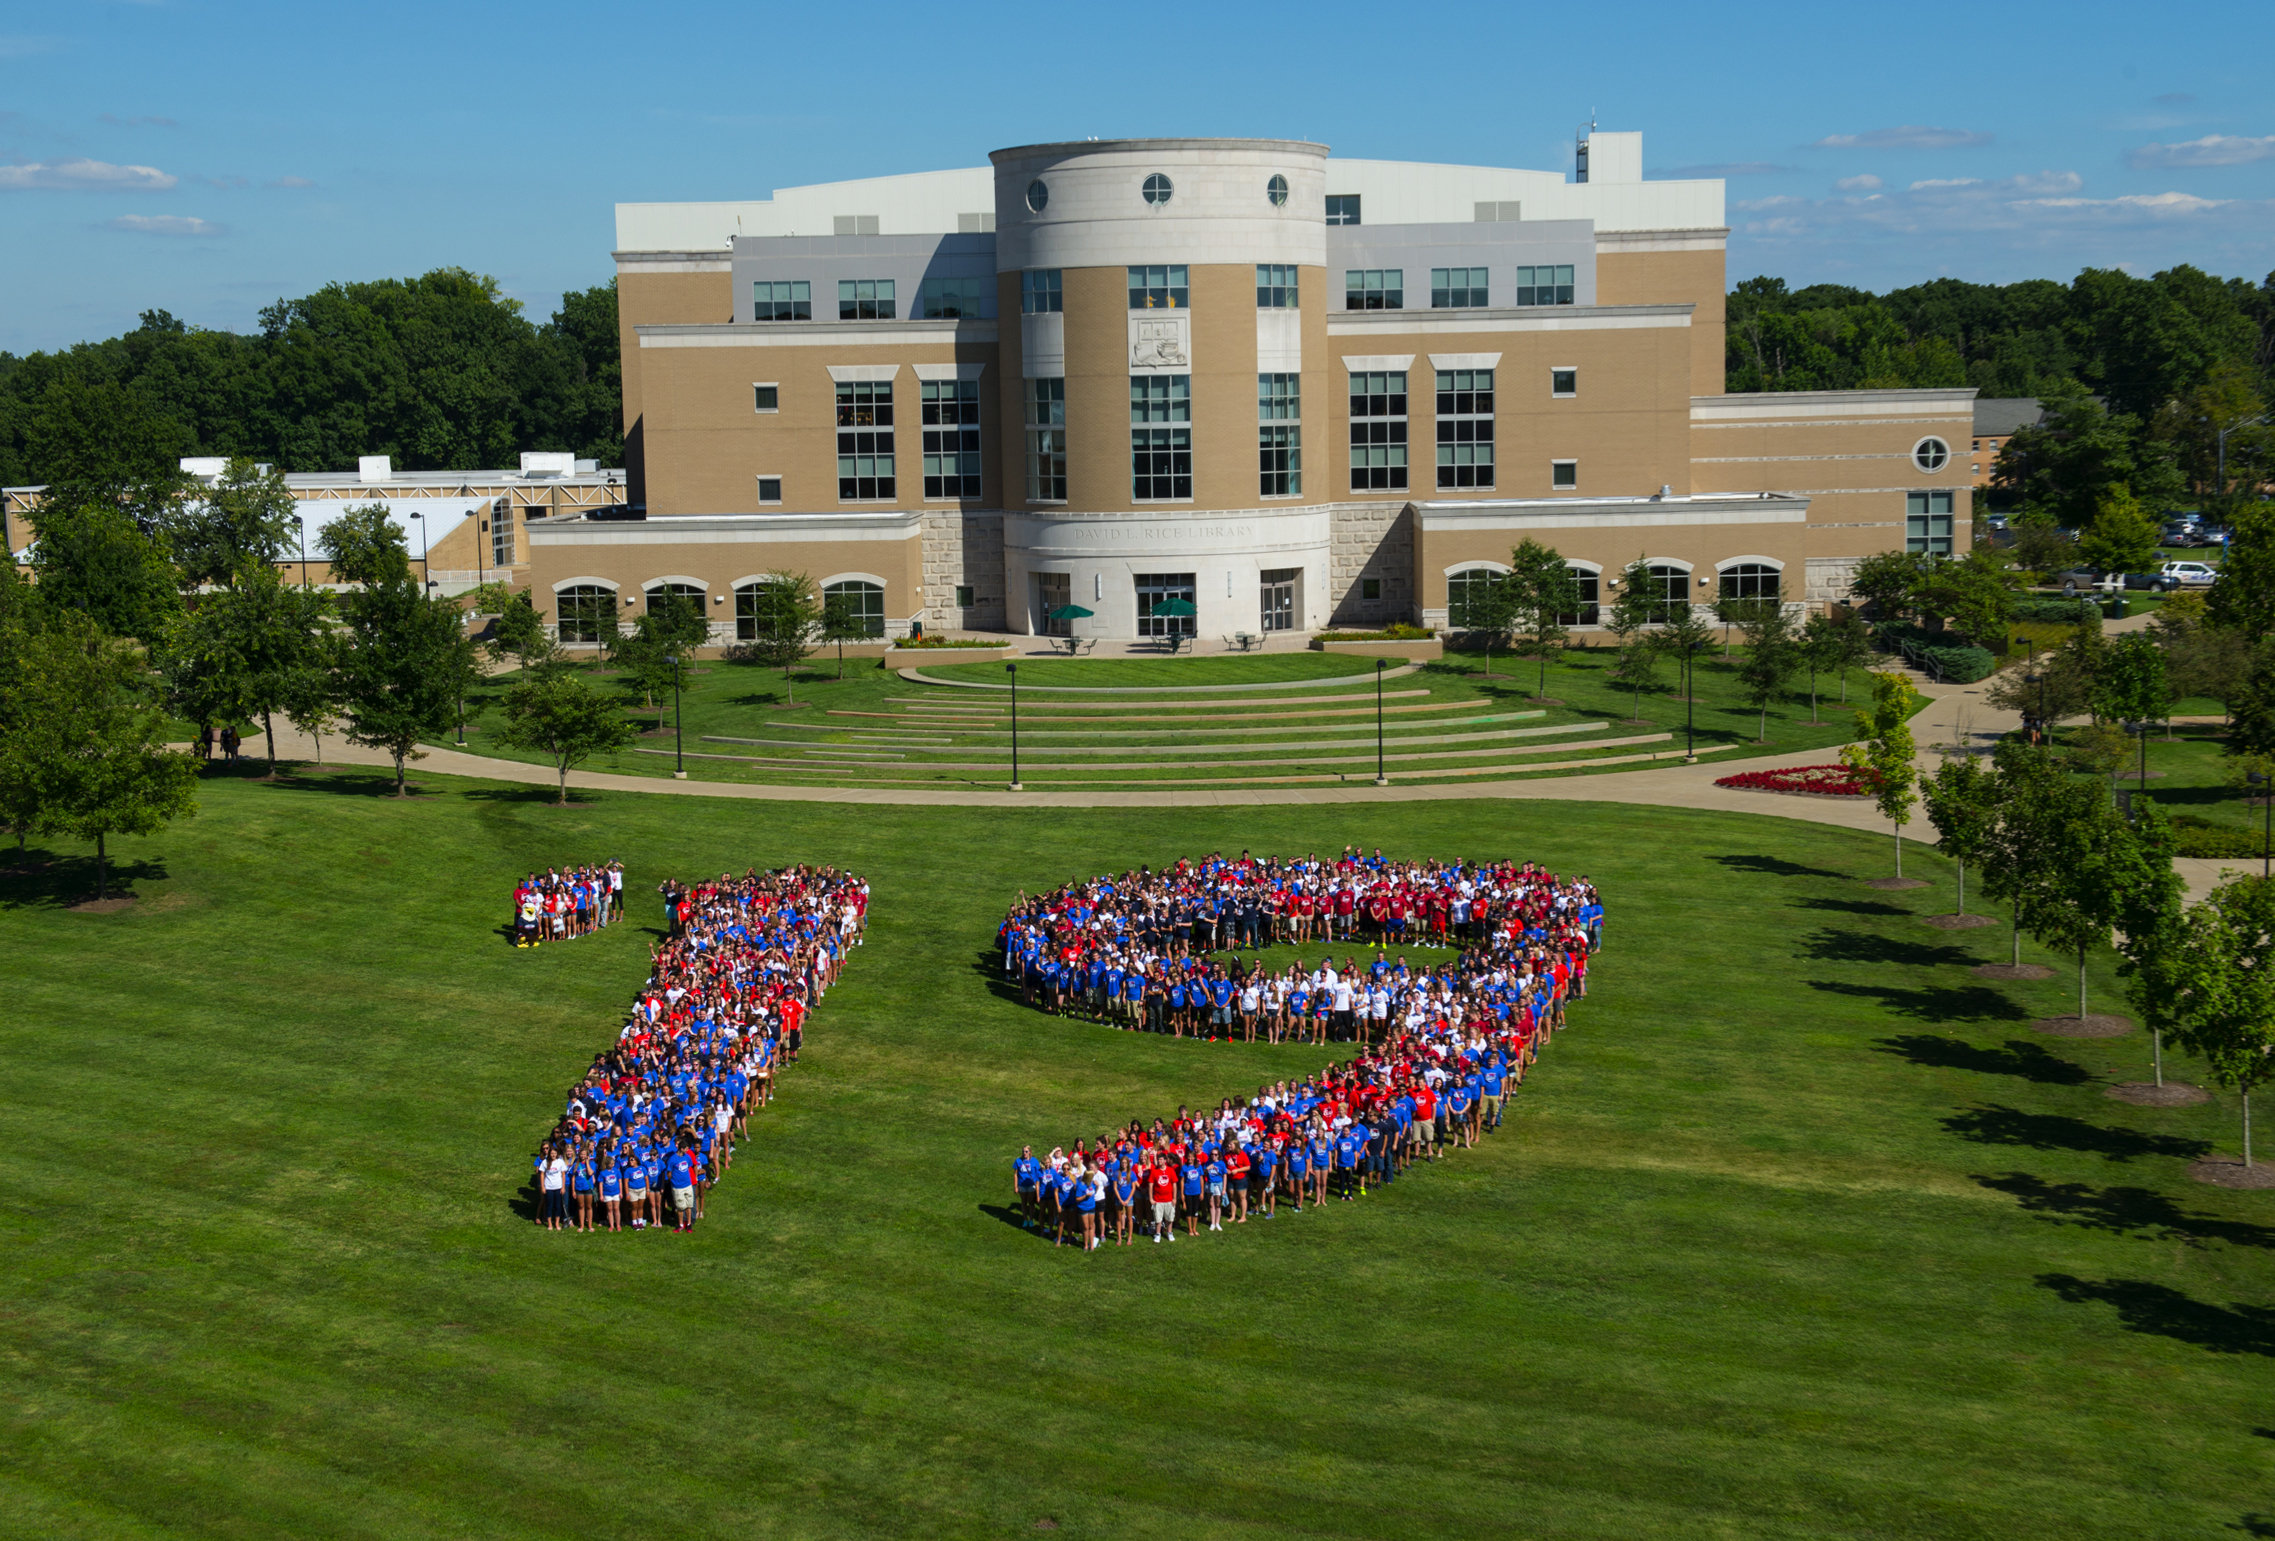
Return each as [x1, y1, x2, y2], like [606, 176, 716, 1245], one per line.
[2075, 484, 2161, 576]
[2114, 799, 2190, 1088]
[2166, 874, 2275, 1167]
[498, 671, 639, 805]
[316, 503, 413, 587]
[819, 592, 871, 679]
[1846, 550, 1934, 624]
[332, 573, 473, 796]
[2018, 775, 2153, 1021]
[614, 594, 710, 708]
[1922, 752, 2000, 916]
[1842, 670, 1922, 877]
[2093, 632, 2169, 738]
[733, 571, 822, 703]
[486, 589, 554, 674]
[1735, 604, 1800, 742]
[280, 649, 341, 766]
[163, 561, 327, 778]
[168, 457, 297, 590]
[1983, 738, 2065, 967]
[1504, 540, 1582, 699]
[1604, 557, 1665, 719]
[1656, 601, 1717, 705]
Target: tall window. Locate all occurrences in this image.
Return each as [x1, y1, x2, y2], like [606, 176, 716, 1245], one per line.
[645, 582, 705, 627]
[1260, 427, 1301, 498]
[1258, 373, 1300, 421]
[1431, 267, 1489, 308]
[1435, 368, 1494, 489]
[1021, 269, 1062, 314]
[1906, 491, 1955, 556]
[1642, 566, 1690, 621]
[1345, 269, 1403, 310]
[1561, 567, 1600, 626]
[919, 276, 987, 319]
[1131, 375, 1192, 500]
[838, 279, 896, 320]
[753, 281, 810, 321]
[556, 585, 614, 644]
[489, 505, 514, 567]
[1349, 370, 1408, 492]
[1446, 567, 1505, 628]
[1135, 573, 1197, 639]
[822, 579, 886, 638]
[1035, 573, 1071, 637]
[1256, 264, 1298, 308]
[1719, 563, 1781, 601]
[921, 379, 981, 499]
[1127, 265, 1188, 309]
[1515, 265, 1575, 306]
[1325, 194, 1361, 226]
[836, 380, 894, 500]
[1025, 379, 1067, 502]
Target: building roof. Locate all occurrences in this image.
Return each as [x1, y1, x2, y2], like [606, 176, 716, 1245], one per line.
[1973, 397, 2043, 436]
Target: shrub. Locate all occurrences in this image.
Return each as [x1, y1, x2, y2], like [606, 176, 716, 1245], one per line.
[2013, 597, 2103, 626]
[2168, 814, 2266, 860]
[1317, 624, 1436, 642]
[1923, 644, 1996, 683]
[889, 636, 1007, 649]
[1714, 763, 1882, 797]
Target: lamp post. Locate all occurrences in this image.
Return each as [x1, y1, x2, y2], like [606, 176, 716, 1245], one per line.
[1006, 662, 1022, 791]
[296, 515, 310, 590]
[2210, 413, 2267, 502]
[1683, 639, 1703, 762]
[1374, 658, 1388, 786]
[2251, 771, 2272, 880]
[665, 654, 685, 778]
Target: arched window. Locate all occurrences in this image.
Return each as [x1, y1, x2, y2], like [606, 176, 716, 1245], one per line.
[644, 581, 705, 609]
[556, 585, 615, 644]
[822, 579, 886, 638]
[1718, 563, 1781, 602]
[1642, 564, 1691, 621]
[1446, 567, 1505, 628]
[1559, 565, 1600, 626]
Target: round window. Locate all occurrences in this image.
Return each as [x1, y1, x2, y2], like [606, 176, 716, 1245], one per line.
[1142, 173, 1173, 207]
[1025, 179, 1048, 213]
[1267, 174, 1289, 207]
[1913, 437, 1950, 473]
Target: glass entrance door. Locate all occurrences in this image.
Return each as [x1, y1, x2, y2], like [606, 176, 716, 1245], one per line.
[1035, 572, 1071, 636]
[1134, 572, 1196, 639]
[1259, 568, 1298, 632]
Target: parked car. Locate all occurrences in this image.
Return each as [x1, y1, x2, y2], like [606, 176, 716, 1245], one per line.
[1985, 512, 2011, 533]
[2159, 560, 2219, 587]
[2055, 568, 2180, 594]
[2161, 523, 2209, 547]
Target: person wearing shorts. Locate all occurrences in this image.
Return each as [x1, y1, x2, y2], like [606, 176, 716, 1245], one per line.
[1014, 1146, 1044, 1231]
[666, 1146, 696, 1231]
[1113, 1168, 1139, 1246]
[1203, 1152, 1227, 1233]
[1148, 1160, 1178, 1243]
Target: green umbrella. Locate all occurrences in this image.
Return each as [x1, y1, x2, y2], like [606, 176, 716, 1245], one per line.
[1047, 604, 1094, 620]
[1148, 598, 1197, 618]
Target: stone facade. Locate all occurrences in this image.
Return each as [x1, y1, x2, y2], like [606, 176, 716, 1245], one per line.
[922, 508, 1007, 633]
[1804, 555, 1864, 605]
[1327, 502, 1415, 626]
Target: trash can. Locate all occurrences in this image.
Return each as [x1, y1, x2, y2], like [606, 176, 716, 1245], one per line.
[2105, 595, 2128, 620]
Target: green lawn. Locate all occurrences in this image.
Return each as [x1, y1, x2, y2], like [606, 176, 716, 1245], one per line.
[3, 768, 2270, 1538]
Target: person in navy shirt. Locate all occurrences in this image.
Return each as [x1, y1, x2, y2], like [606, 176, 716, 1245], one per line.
[1013, 1146, 1044, 1230]
[665, 1145, 696, 1231]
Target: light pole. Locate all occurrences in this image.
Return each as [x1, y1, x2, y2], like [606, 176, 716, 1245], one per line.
[1374, 658, 1388, 786]
[665, 654, 685, 778]
[2210, 413, 2267, 503]
[2251, 771, 2272, 880]
[1006, 662, 1022, 791]
[409, 510, 428, 589]
[1683, 639, 1703, 762]
[296, 515, 310, 590]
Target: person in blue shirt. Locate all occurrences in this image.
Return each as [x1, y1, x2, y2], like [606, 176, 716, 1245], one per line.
[623, 1150, 649, 1229]
[665, 1145, 696, 1231]
[1446, 1083, 1475, 1150]
[1283, 1140, 1308, 1212]
[1479, 1059, 1507, 1131]
[1112, 1167, 1139, 1246]
[1251, 1141, 1279, 1217]
[570, 1147, 597, 1233]
[1333, 1129, 1364, 1200]
[1013, 1146, 1044, 1230]
[1203, 1153, 1228, 1231]
[1180, 1155, 1206, 1237]
[598, 1159, 623, 1232]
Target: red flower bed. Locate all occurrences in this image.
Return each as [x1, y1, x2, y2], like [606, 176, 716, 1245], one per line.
[1714, 763, 1882, 797]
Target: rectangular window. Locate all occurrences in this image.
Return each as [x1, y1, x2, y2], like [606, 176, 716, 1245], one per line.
[1021, 269, 1063, 314]
[919, 276, 988, 319]
[1360, 577, 1381, 601]
[1349, 369, 1408, 492]
[1259, 425, 1301, 498]
[1550, 368, 1577, 397]
[835, 380, 894, 500]
[1127, 265, 1189, 309]
[1515, 265, 1576, 306]
[490, 506, 514, 566]
[954, 584, 973, 609]
[1906, 490, 1955, 556]
[1258, 372, 1301, 422]
[753, 383, 779, 412]
[1024, 378, 1067, 503]
[1260, 568, 1298, 632]
[1435, 368, 1495, 489]
[837, 279, 896, 320]
[1036, 572, 1071, 637]
[1345, 269, 1403, 310]
[921, 379, 982, 498]
[1130, 374, 1191, 424]
[1430, 267, 1489, 308]
[753, 281, 811, 321]
[755, 476, 782, 504]
[1135, 572, 1197, 638]
[1131, 377, 1193, 498]
[1561, 568, 1600, 626]
[1325, 194, 1361, 226]
[1256, 264, 1298, 308]
[1551, 460, 1577, 490]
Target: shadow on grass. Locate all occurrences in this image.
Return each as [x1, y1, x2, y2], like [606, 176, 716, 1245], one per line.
[2037, 1274, 2275, 1356]
[1808, 979, 2028, 1022]
[2233, 1516, 2275, 1538]
[1943, 1104, 2211, 1162]
[1874, 1035, 2092, 1085]
[978, 1202, 1040, 1238]
[1802, 927, 1980, 969]
[0, 851, 169, 909]
[1975, 1171, 2275, 1249]
[462, 784, 596, 807]
[1795, 897, 1913, 917]
[1708, 853, 1845, 879]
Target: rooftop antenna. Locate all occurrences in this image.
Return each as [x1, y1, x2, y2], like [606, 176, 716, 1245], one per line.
[1575, 111, 1598, 183]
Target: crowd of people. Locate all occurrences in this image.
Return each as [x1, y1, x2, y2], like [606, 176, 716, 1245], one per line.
[527, 864, 869, 1233]
[511, 863, 627, 946]
[1001, 849, 1600, 1249]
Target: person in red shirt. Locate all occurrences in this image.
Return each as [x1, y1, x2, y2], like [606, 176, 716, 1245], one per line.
[1147, 1160, 1179, 1244]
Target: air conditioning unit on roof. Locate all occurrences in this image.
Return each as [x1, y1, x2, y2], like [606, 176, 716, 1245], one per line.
[520, 452, 576, 477]
[358, 456, 391, 482]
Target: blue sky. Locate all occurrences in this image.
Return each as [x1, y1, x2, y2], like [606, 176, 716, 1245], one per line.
[2, 0, 2270, 355]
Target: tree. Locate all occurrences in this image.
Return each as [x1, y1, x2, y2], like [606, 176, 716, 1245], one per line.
[2208, 502, 2275, 643]
[731, 571, 821, 702]
[1603, 557, 1665, 718]
[1842, 670, 1922, 876]
[280, 646, 342, 766]
[485, 589, 562, 677]
[819, 591, 870, 680]
[2165, 874, 2275, 1167]
[169, 457, 298, 589]
[18, 623, 199, 899]
[2011, 771, 2154, 1021]
[2231, 647, 2275, 761]
[2009, 511, 2076, 580]
[21, 373, 192, 535]
[2092, 632, 2169, 734]
[316, 503, 414, 588]
[2113, 798, 2190, 1088]
[23, 496, 182, 641]
[332, 571, 473, 795]
[164, 562, 327, 777]
[1985, 631, 2098, 732]
[1922, 752, 2000, 916]
[1914, 551, 2019, 647]
[1846, 550, 1934, 623]
[1982, 739, 2063, 967]
[2074, 484, 2161, 576]
[1818, 609, 1874, 705]
[613, 594, 708, 708]
[1504, 540, 1583, 698]
[1735, 603, 1800, 741]
[497, 671, 638, 805]
[1996, 381, 2181, 529]
[1655, 601, 1718, 709]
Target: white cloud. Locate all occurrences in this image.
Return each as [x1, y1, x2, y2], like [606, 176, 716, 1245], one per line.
[1735, 170, 2258, 243]
[1908, 177, 1981, 190]
[2016, 191, 2229, 215]
[1812, 125, 1992, 150]
[1835, 174, 1882, 192]
[266, 175, 315, 189]
[1651, 161, 1792, 178]
[2127, 134, 2275, 169]
[107, 214, 224, 236]
[0, 157, 176, 190]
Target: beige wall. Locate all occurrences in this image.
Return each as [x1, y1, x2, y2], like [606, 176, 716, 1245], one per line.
[1414, 518, 1811, 615]
[1597, 247, 1725, 398]
[618, 267, 735, 503]
[527, 533, 924, 632]
[1690, 400, 1974, 565]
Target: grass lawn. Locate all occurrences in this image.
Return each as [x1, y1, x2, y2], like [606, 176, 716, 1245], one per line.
[3, 768, 2270, 1538]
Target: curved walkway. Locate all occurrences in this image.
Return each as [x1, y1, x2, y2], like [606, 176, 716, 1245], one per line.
[897, 662, 1421, 692]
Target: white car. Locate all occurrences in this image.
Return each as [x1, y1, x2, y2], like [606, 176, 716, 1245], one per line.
[2159, 561, 2218, 587]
